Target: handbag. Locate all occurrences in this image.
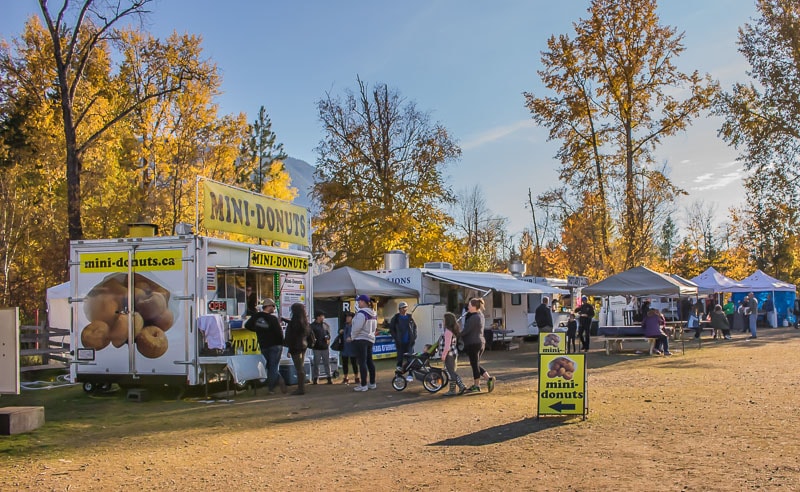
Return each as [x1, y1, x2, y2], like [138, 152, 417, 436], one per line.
[330, 334, 344, 351]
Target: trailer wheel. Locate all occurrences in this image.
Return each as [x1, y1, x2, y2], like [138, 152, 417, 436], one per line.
[423, 371, 447, 393]
[82, 382, 96, 393]
[391, 375, 407, 391]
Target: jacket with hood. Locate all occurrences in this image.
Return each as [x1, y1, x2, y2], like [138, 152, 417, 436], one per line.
[351, 307, 377, 343]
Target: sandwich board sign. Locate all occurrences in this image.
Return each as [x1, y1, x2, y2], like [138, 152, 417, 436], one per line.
[537, 353, 586, 420]
[0, 308, 20, 395]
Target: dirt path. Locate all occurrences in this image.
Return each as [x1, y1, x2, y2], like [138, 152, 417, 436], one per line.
[3, 328, 800, 491]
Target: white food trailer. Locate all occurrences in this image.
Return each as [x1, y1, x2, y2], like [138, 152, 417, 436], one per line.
[69, 233, 313, 392]
[370, 252, 562, 347]
[70, 178, 316, 393]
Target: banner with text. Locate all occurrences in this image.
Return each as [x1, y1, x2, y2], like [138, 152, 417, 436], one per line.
[202, 179, 309, 247]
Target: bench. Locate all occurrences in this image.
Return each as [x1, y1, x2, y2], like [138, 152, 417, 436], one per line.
[603, 336, 659, 355]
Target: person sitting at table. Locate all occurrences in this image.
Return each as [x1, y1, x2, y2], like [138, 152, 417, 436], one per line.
[642, 308, 672, 356]
[707, 304, 732, 340]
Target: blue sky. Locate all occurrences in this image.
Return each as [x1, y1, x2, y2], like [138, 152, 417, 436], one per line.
[1, 0, 758, 237]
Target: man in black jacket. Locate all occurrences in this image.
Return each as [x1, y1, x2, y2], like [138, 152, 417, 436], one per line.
[535, 297, 554, 333]
[245, 298, 286, 394]
[575, 296, 596, 352]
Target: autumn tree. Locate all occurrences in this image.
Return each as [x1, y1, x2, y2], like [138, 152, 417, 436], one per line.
[453, 185, 509, 272]
[236, 105, 292, 199]
[37, 0, 214, 240]
[524, 0, 716, 272]
[313, 77, 461, 270]
[714, 0, 800, 282]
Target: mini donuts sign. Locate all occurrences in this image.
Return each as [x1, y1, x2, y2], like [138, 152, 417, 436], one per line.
[538, 354, 587, 419]
[202, 178, 309, 247]
[539, 332, 566, 354]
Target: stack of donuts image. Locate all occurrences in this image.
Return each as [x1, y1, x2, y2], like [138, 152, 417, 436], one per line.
[81, 273, 174, 358]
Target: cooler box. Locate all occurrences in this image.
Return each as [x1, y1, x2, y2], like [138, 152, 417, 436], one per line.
[279, 360, 312, 386]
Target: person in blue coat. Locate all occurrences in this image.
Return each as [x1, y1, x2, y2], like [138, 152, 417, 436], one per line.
[338, 311, 359, 385]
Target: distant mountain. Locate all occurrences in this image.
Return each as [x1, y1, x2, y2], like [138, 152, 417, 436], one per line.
[284, 157, 316, 211]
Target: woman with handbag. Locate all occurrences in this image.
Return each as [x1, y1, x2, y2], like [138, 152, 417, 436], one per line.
[338, 311, 359, 384]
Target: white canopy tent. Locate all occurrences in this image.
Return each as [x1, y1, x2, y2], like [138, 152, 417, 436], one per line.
[727, 269, 796, 293]
[690, 267, 747, 292]
[668, 273, 714, 295]
[46, 282, 71, 330]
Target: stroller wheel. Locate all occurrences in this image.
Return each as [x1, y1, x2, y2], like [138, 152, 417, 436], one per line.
[423, 370, 447, 393]
[391, 375, 407, 391]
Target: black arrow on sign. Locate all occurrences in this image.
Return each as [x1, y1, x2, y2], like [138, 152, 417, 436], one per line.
[549, 401, 576, 412]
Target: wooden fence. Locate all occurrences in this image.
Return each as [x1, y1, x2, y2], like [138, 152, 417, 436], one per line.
[19, 324, 70, 372]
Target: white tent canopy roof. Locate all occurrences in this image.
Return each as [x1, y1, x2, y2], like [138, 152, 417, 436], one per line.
[582, 266, 697, 296]
[727, 269, 796, 293]
[690, 267, 747, 292]
[668, 273, 714, 295]
[313, 266, 419, 299]
[423, 269, 567, 295]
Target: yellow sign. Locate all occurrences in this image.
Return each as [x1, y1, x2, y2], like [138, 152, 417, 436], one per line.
[250, 249, 309, 273]
[79, 250, 183, 273]
[539, 332, 566, 354]
[538, 354, 586, 417]
[231, 330, 261, 355]
[202, 179, 309, 246]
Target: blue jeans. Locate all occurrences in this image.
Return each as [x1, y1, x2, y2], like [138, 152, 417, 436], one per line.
[353, 339, 375, 385]
[395, 341, 414, 369]
[749, 313, 757, 337]
[262, 345, 283, 391]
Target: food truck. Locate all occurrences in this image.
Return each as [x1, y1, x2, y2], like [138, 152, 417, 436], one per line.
[370, 252, 562, 348]
[70, 178, 314, 392]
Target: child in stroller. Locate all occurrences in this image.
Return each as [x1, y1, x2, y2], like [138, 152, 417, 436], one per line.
[391, 342, 448, 393]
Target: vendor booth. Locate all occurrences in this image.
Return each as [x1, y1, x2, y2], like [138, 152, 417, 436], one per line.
[313, 266, 420, 359]
[583, 266, 699, 330]
[727, 270, 796, 327]
[370, 252, 564, 348]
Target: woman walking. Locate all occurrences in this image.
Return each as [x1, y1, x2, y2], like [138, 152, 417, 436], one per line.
[441, 312, 467, 396]
[284, 302, 315, 395]
[460, 298, 495, 393]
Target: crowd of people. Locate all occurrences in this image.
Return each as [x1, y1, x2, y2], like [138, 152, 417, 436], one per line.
[242, 288, 798, 395]
[244, 294, 497, 396]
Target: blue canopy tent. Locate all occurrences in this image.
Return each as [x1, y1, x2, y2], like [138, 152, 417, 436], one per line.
[727, 270, 796, 327]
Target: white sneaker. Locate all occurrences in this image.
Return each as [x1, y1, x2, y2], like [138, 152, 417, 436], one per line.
[354, 385, 368, 392]
[405, 375, 413, 382]
[368, 383, 377, 389]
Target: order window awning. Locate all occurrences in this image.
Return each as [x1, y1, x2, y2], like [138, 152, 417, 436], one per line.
[423, 270, 567, 295]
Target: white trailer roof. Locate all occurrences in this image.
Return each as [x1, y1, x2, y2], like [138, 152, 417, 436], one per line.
[423, 269, 567, 295]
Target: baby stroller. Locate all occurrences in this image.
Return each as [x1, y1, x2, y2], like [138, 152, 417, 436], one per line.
[391, 345, 448, 393]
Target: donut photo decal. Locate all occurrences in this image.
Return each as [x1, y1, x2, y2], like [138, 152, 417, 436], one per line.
[81, 273, 175, 359]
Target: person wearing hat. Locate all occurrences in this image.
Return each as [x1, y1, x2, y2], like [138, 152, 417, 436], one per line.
[389, 301, 417, 376]
[338, 311, 359, 384]
[574, 296, 595, 352]
[310, 309, 333, 384]
[350, 294, 378, 392]
[244, 298, 286, 394]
